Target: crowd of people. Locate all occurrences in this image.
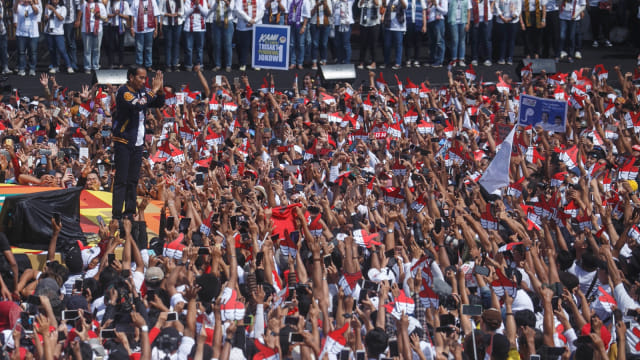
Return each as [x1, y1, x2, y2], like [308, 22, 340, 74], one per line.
[0, 0, 637, 75]
[0, 58, 638, 360]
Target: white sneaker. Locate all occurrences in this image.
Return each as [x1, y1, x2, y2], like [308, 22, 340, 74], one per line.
[405, 60, 412, 67]
[48, 67, 56, 74]
[592, 40, 599, 48]
[604, 40, 612, 47]
[28, 70, 36, 76]
[574, 51, 582, 59]
[471, 60, 478, 66]
[17, 70, 25, 76]
[67, 67, 74, 74]
[560, 51, 568, 59]
[483, 60, 492, 66]
[458, 60, 466, 67]
[239, 65, 246, 71]
[413, 60, 420, 67]
[253, 67, 261, 70]
[1, 68, 11, 75]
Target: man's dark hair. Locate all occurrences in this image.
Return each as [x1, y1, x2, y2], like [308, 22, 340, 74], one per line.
[127, 65, 146, 81]
[364, 327, 388, 358]
[514, 310, 536, 328]
[71, 341, 93, 360]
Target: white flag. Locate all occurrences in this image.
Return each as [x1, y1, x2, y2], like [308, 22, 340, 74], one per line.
[479, 126, 517, 195]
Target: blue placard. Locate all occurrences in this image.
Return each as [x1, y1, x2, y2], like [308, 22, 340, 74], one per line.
[518, 94, 568, 133]
[252, 24, 290, 70]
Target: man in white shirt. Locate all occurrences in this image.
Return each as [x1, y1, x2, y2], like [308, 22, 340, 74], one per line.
[235, 0, 264, 70]
[130, 0, 161, 70]
[14, 0, 42, 76]
[44, 0, 74, 73]
[77, 0, 107, 73]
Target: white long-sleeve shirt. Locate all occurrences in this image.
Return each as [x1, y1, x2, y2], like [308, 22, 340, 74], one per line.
[210, 0, 236, 24]
[425, 0, 447, 21]
[558, 0, 584, 19]
[79, 1, 107, 33]
[494, 0, 520, 23]
[130, 0, 160, 33]
[44, 5, 66, 35]
[14, 3, 42, 37]
[183, 0, 209, 31]
[235, 0, 264, 30]
[158, 0, 184, 25]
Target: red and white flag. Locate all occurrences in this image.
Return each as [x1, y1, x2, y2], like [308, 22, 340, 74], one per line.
[376, 72, 387, 91]
[498, 241, 524, 253]
[320, 92, 336, 105]
[78, 101, 92, 117]
[404, 108, 419, 123]
[628, 224, 640, 244]
[466, 64, 477, 81]
[593, 64, 608, 81]
[353, 229, 382, 248]
[554, 86, 567, 101]
[220, 288, 246, 321]
[406, 78, 419, 94]
[419, 278, 439, 308]
[253, 339, 280, 360]
[496, 76, 511, 94]
[491, 268, 517, 298]
[319, 323, 349, 360]
[520, 62, 532, 79]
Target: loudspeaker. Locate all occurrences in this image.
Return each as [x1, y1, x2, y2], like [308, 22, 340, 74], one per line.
[319, 64, 356, 84]
[92, 69, 128, 85]
[517, 59, 557, 80]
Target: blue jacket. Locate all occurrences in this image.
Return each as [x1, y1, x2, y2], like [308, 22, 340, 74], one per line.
[112, 85, 164, 146]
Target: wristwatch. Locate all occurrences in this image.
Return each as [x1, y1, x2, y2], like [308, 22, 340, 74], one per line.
[140, 325, 149, 332]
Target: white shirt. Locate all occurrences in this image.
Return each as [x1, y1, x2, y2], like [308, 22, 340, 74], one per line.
[210, 0, 235, 23]
[470, 0, 493, 21]
[130, 0, 160, 32]
[384, 0, 407, 30]
[310, 0, 332, 24]
[568, 261, 598, 296]
[107, 0, 131, 27]
[358, 0, 380, 26]
[332, 0, 354, 25]
[523, 0, 546, 12]
[14, 3, 42, 38]
[425, 0, 447, 21]
[235, 0, 264, 30]
[64, 0, 80, 23]
[183, 0, 210, 31]
[79, 1, 107, 33]
[159, 0, 185, 24]
[44, 5, 66, 35]
[494, 0, 520, 23]
[558, 0, 584, 19]
[285, 0, 311, 23]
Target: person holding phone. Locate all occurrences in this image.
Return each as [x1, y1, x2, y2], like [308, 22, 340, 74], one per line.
[112, 67, 164, 220]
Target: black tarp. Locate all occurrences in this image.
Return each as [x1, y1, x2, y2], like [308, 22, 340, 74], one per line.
[0, 187, 86, 250]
